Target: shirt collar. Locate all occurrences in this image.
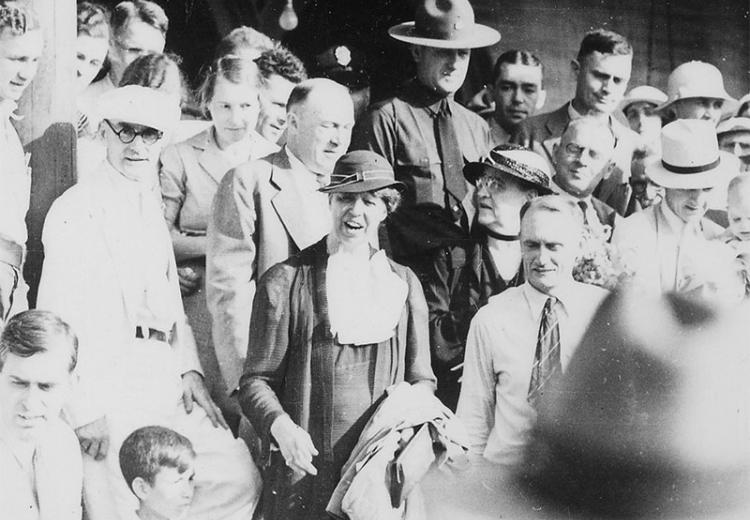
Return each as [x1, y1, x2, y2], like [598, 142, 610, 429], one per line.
[522, 280, 576, 317]
[658, 199, 694, 235]
[550, 177, 596, 207]
[402, 78, 451, 112]
[0, 99, 21, 122]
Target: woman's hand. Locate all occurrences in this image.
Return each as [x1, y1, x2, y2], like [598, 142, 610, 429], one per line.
[270, 414, 319, 476]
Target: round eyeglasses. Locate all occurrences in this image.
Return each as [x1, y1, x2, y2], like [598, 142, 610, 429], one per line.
[104, 119, 164, 145]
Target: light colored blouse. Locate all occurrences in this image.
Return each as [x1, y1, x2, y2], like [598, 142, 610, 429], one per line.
[160, 127, 278, 235]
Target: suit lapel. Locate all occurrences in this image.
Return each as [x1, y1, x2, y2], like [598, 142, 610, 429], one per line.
[193, 130, 235, 185]
[270, 150, 322, 251]
[541, 105, 570, 163]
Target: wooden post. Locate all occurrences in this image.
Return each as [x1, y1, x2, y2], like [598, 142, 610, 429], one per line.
[17, 0, 77, 306]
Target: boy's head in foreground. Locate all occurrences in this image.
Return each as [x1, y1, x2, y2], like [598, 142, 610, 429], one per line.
[119, 425, 196, 520]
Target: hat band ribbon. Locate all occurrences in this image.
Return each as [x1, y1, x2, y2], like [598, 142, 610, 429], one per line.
[486, 153, 550, 188]
[330, 169, 394, 187]
[661, 157, 720, 174]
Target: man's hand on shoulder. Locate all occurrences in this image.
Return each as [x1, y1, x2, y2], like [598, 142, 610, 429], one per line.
[75, 416, 109, 460]
[181, 370, 229, 430]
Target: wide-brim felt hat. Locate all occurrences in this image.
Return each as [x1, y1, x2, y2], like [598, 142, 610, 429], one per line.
[96, 85, 181, 133]
[646, 119, 740, 189]
[518, 289, 750, 520]
[388, 0, 500, 49]
[320, 150, 405, 193]
[463, 144, 553, 194]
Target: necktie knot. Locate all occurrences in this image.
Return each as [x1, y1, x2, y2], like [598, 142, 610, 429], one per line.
[578, 200, 590, 225]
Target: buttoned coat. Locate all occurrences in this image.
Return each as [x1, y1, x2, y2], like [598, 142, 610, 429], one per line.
[37, 165, 200, 429]
[206, 148, 328, 394]
[515, 103, 638, 215]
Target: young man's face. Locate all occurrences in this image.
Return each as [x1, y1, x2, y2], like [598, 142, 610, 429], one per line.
[492, 62, 543, 131]
[413, 45, 470, 97]
[108, 20, 165, 85]
[256, 73, 296, 144]
[573, 51, 632, 115]
[139, 465, 196, 520]
[0, 28, 44, 102]
[0, 346, 72, 442]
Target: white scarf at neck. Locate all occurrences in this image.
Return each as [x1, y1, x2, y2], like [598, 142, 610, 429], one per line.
[326, 248, 408, 345]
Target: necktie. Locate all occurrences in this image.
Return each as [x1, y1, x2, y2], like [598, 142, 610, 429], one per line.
[528, 297, 562, 408]
[435, 99, 467, 221]
[578, 200, 590, 226]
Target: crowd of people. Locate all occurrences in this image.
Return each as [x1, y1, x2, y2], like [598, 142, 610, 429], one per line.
[2, 0, 750, 519]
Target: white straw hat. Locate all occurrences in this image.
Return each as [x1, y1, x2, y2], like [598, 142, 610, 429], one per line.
[646, 119, 739, 189]
[619, 85, 668, 113]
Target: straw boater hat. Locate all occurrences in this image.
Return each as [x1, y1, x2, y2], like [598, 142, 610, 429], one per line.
[320, 150, 405, 193]
[656, 60, 737, 113]
[96, 85, 181, 133]
[645, 119, 739, 189]
[619, 85, 668, 113]
[716, 116, 750, 138]
[519, 289, 750, 520]
[463, 144, 553, 194]
[388, 0, 500, 49]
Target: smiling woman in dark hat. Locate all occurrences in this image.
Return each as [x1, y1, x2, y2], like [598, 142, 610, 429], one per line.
[239, 150, 436, 520]
[423, 144, 552, 410]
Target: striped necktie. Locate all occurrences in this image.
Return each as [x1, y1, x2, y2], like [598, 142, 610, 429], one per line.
[528, 297, 562, 408]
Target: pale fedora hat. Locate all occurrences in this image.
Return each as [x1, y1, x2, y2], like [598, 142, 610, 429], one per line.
[518, 289, 750, 520]
[388, 0, 500, 50]
[657, 61, 737, 113]
[619, 85, 668, 113]
[646, 119, 739, 189]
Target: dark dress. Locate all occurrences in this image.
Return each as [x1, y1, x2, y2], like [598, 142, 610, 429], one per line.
[239, 238, 436, 520]
[423, 233, 523, 410]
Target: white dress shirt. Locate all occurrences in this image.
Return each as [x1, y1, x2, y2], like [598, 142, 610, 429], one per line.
[457, 281, 608, 465]
[285, 146, 332, 237]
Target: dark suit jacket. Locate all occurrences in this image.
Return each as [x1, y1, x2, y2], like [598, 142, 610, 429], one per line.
[514, 102, 638, 216]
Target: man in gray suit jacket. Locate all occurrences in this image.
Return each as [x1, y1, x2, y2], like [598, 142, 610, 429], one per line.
[516, 29, 638, 216]
[207, 78, 354, 397]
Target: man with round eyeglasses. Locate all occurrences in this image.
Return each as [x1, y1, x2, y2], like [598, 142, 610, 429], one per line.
[37, 85, 261, 520]
[551, 117, 621, 240]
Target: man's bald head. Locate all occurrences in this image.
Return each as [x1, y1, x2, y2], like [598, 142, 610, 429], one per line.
[286, 78, 354, 175]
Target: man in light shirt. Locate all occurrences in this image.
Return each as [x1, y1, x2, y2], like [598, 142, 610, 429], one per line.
[551, 117, 622, 239]
[457, 195, 608, 465]
[0, 310, 82, 520]
[0, 1, 43, 321]
[207, 78, 354, 399]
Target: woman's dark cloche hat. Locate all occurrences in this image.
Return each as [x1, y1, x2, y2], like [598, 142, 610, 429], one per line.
[320, 151, 405, 193]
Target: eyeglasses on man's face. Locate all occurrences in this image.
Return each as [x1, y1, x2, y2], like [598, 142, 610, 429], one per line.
[104, 119, 164, 145]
